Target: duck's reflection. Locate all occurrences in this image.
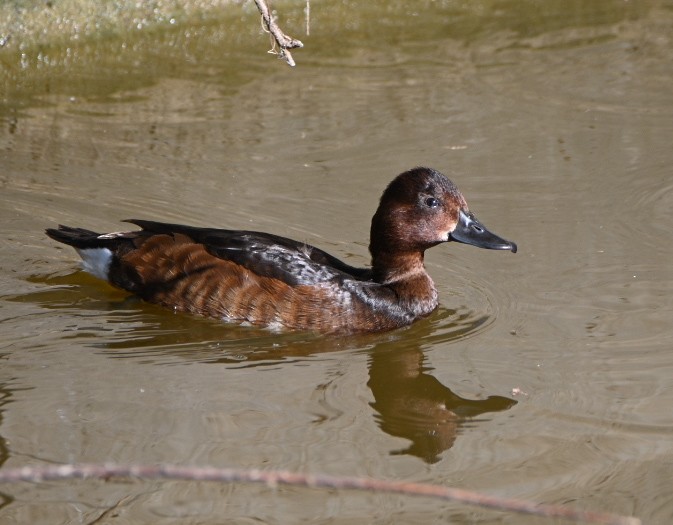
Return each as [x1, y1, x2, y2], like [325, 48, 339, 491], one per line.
[368, 341, 515, 463]
[15, 273, 517, 463]
[0, 383, 15, 510]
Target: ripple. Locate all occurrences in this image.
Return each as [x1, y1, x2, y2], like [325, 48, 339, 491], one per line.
[471, 13, 673, 121]
[630, 175, 673, 246]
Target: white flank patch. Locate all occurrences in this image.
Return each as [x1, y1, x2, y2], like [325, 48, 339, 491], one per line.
[75, 248, 113, 280]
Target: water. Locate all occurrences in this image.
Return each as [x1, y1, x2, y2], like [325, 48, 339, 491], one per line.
[1, 1, 672, 523]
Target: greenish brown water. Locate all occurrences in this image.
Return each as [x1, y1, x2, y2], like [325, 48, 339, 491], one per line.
[2, 1, 673, 523]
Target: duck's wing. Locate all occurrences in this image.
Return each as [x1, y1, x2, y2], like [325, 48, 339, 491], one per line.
[124, 219, 372, 287]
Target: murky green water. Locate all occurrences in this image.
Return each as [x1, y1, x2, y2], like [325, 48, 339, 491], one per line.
[1, 1, 673, 523]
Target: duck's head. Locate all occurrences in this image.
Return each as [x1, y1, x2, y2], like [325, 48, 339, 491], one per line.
[370, 167, 517, 258]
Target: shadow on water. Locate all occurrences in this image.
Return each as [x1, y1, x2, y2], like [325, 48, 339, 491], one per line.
[10, 269, 517, 464]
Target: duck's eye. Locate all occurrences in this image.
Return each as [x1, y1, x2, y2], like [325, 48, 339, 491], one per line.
[424, 197, 439, 208]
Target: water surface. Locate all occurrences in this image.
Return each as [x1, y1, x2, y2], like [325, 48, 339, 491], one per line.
[1, 1, 673, 523]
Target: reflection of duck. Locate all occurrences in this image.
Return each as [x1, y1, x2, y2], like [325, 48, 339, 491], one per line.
[368, 344, 516, 464]
[46, 167, 516, 334]
[0, 383, 12, 508]
[16, 268, 514, 463]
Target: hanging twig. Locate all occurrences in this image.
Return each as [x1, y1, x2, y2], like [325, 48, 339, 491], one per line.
[253, 0, 303, 66]
[0, 464, 640, 525]
[305, 0, 310, 36]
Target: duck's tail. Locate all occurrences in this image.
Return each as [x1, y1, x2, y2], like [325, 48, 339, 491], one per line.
[46, 225, 130, 280]
[45, 225, 105, 249]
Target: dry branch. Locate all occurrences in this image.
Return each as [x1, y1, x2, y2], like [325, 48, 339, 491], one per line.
[0, 463, 640, 525]
[253, 0, 303, 66]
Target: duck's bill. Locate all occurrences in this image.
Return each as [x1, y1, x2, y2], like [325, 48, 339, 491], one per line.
[450, 210, 517, 253]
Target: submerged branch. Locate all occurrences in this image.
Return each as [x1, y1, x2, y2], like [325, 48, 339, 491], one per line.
[0, 463, 640, 525]
[253, 0, 303, 66]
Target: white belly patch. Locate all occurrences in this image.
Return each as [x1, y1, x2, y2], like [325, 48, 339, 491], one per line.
[75, 248, 113, 280]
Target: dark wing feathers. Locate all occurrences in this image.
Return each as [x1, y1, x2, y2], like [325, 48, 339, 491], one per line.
[125, 219, 372, 287]
[48, 219, 372, 287]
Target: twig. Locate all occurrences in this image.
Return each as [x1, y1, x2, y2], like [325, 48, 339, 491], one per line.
[253, 0, 303, 66]
[305, 0, 310, 36]
[0, 464, 640, 525]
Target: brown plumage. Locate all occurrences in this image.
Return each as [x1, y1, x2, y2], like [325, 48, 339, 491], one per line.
[46, 167, 517, 334]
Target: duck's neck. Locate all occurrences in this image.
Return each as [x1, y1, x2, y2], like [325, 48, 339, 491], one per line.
[371, 250, 439, 317]
[371, 250, 428, 285]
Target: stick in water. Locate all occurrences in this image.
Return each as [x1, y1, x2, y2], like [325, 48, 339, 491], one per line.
[0, 464, 640, 525]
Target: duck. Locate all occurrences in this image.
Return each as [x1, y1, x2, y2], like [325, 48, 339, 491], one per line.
[46, 167, 516, 334]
